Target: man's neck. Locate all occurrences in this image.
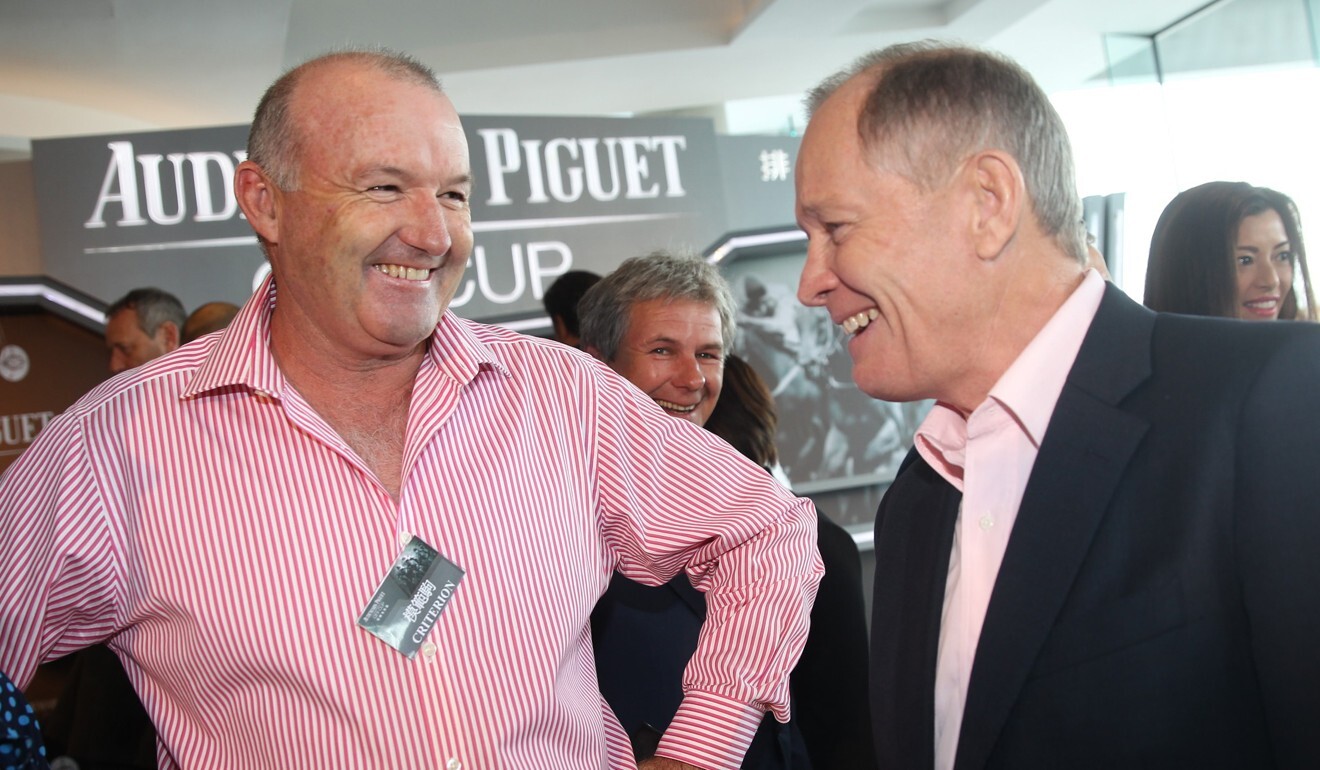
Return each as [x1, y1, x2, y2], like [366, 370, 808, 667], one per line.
[942, 252, 1087, 413]
[269, 320, 426, 500]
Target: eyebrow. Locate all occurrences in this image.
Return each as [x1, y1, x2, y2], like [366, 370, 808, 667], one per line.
[642, 335, 723, 351]
[358, 167, 473, 188]
[1236, 240, 1291, 252]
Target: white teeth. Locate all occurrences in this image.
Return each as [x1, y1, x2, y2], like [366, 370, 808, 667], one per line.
[841, 308, 879, 335]
[374, 264, 431, 281]
[655, 399, 696, 413]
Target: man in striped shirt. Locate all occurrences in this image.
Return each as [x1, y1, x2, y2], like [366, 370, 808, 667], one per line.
[0, 50, 822, 769]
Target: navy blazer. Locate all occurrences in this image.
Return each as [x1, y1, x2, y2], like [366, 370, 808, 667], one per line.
[870, 285, 1320, 769]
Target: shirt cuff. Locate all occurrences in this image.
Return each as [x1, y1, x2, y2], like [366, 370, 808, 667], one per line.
[654, 689, 768, 770]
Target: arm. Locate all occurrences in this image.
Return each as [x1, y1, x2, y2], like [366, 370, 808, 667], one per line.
[588, 364, 823, 770]
[0, 411, 124, 686]
[1235, 331, 1320, 767]
[638, 760, 702, 770]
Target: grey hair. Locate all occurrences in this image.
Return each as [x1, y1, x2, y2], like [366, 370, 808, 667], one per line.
[106, 287, 186, 336]
[806, 41, 1086, 264]
[577, 250, 737, 362]
[247, 48, 443, 191]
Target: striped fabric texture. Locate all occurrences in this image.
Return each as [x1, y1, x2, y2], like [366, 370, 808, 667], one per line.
[0, 280, 822, 769]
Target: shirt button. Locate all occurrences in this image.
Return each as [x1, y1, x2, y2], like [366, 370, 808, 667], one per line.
[421, 642, 437, 661]
[979, 515, 994, 530]
[446, 759, 462, 770]
[399, 531, 413, 548]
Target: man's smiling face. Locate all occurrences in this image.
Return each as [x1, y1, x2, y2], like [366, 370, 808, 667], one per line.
[607, 297, 725, 428]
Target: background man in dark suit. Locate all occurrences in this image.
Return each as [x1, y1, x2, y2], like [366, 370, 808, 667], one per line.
[794, 41, 1320, 768]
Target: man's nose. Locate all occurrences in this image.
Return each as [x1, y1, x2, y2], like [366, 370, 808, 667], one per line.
[797, 241, 836, 307]
[672, 355, 706, 390]
[402, 194, 455, 256]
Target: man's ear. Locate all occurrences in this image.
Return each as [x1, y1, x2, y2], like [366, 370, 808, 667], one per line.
[966, 150, 1023, 261]
[235, 160, 281, 246]
[158, 321, 181, 352]
[551, 316, 570, 343]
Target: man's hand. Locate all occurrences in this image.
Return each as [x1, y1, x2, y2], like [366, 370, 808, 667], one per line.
[637, 758, 703, 770]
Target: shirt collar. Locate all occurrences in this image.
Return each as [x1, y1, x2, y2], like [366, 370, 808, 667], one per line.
[914, 268, 1106, 483]
[988, 268, 1106, 448]
[182, 274, 511, 401]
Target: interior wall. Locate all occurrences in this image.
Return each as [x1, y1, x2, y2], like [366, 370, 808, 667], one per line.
[0, 161, 41, 276]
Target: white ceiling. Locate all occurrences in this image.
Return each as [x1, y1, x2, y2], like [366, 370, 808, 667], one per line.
[0, 0, 1206, 159]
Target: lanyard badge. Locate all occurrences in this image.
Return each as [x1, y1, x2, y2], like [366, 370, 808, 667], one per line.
[358, 535, 465, 659]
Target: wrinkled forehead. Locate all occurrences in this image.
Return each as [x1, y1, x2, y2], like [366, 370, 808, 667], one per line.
[290, 63, 466, 166]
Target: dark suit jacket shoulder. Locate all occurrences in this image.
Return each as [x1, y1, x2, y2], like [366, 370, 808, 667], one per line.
[870, 286, 1320, 769]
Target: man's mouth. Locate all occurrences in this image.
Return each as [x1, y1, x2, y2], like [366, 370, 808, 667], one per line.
[374, 264, 433, 281]
[655, 398, 697, 414]
[841, 308, 879, 335]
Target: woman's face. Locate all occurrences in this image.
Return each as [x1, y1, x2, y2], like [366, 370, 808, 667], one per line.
[1233, 208, 1294, 321]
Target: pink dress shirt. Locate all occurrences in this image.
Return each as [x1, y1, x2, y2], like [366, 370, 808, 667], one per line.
[0, 278, 822, 770]
[914, 270, 1105, 770]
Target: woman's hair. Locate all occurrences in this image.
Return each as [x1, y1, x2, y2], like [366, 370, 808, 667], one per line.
[704, 354, 779, 470]
[1144, 181, 1316, 320]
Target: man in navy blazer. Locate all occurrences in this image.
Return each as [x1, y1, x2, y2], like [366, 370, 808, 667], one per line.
[794, 41, 1320, 768]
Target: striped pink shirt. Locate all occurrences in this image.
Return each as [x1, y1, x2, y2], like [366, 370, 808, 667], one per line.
[0, 279, 822, 770]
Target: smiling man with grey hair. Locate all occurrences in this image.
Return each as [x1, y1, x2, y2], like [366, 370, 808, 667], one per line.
[579, 250, 736, 427]
[797, 41, 1320, 768]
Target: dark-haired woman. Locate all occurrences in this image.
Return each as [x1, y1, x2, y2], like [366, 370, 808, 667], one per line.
[1145, 181, 1316, 321]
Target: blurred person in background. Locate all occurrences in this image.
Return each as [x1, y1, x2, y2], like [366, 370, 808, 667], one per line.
[103, 287, 185, 374]
[1145, 181, 1316, 321]
[542, 269, 602, 348]
[181, 301, 240, 344]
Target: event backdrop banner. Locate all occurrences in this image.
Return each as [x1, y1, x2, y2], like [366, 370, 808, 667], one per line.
[715, 134, 800, 234]
[31, 115, 731, 323]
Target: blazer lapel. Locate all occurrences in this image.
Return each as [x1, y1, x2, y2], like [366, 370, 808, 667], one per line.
[954, 286, 1155, 769]
[872, 453, 962, 769]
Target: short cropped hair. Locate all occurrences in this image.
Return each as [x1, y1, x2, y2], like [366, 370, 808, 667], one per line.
[247, 49, 442, 191]
[578, 251, 736, 362]
[1145, 181, 1316, 321]
[807, 41, 1086, 263]
[106, 287, 186, 336]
